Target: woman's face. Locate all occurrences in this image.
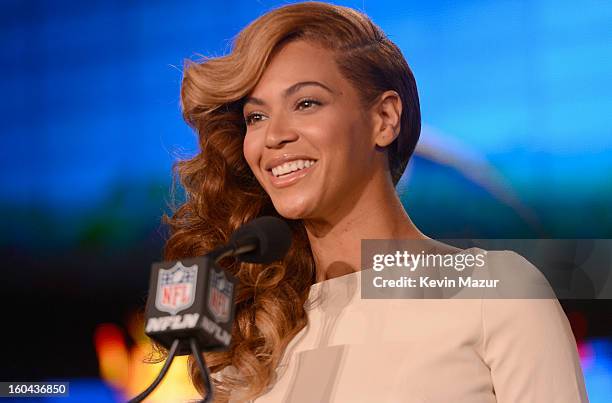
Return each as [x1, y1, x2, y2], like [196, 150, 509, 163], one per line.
[242, 40, 381, 221]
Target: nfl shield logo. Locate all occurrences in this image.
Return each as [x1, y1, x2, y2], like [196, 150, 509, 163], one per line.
[207, 269, 233, 323]
[155, 261, 198, 315]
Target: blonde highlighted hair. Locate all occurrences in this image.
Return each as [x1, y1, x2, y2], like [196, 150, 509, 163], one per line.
[163, 2, 420, 401]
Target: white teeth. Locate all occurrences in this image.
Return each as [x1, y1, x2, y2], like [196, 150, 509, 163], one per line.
[271, 159, 317, 177]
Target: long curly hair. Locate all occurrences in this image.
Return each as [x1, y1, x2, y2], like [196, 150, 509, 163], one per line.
[163, 2, 421, 401]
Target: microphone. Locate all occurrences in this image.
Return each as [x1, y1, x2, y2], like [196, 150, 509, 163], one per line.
[222, 216, 293, 263]
[144, 216, 291, 353]
[130, 216, 292, 403]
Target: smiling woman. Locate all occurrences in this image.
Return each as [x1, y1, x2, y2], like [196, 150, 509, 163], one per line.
[241, 39, 414, 221]
[163, 2, 588, 402]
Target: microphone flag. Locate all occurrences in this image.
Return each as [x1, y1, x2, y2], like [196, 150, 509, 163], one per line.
[144, 256, 237, 355]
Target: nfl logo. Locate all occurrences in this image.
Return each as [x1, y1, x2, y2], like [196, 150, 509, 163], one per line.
[207, 269, 233, 323]
[155, 261, 198, 315]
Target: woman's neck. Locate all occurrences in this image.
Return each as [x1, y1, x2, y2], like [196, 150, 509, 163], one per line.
[303, 174, 427, 283]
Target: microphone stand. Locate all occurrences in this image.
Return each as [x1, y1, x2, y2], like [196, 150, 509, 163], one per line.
[129, 216, 291, 402]
[128, 243, 257, 403]
[190, 338, 215, 403]
[127, 338, 214, 403]
[128, 245, 255, 403]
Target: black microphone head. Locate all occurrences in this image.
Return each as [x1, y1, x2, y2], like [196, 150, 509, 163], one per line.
[230, 216, 292, 263]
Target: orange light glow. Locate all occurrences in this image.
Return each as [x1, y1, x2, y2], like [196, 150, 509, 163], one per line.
[94, 316, 201, 402]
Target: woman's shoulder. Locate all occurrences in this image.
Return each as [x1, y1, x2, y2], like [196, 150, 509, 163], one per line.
[470, 249, 589, 400]
[471, 247, 557, 299]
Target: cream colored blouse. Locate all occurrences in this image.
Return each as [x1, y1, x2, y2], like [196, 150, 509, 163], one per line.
[227, 250, 589, 403]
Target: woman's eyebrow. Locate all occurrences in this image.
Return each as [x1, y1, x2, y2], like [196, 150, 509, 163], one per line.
[244, 81, 334, 107]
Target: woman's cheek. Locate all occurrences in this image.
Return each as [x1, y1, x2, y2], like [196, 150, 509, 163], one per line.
[242, 134, 259, 173]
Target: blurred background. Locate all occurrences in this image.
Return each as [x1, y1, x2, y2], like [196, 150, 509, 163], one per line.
[1, 0, 611, 401]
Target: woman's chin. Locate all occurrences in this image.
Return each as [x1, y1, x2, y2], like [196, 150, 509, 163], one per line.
[272, 198, 314, 220]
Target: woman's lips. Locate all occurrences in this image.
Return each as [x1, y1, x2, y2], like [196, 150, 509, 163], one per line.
[267, 161, 318, 188]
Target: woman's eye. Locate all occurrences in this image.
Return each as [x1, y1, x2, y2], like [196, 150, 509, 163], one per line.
[296, 98, 321, 110]
[245, 113, 265, 126]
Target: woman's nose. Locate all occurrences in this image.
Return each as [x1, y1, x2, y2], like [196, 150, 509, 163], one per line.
[264, 113, 299, 149]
